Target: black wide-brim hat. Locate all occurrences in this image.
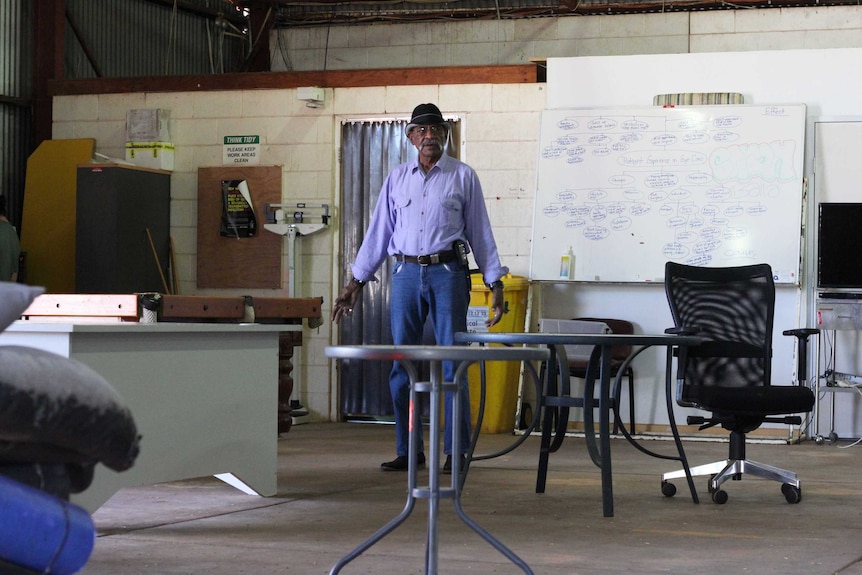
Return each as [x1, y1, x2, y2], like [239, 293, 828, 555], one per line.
[406, 103, 449, 133]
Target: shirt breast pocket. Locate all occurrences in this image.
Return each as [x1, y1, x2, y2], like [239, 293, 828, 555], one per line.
[439, 197, 463, 233]
[393, 195, 411, 231]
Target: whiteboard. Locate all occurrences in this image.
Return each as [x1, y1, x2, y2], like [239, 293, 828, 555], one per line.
[529, 104, 807, 284]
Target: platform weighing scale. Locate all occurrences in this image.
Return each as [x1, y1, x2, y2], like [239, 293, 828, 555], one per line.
[264, 202, 331, 425]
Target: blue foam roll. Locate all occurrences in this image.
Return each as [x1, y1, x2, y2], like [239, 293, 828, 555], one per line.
[0, 474, 95, 574]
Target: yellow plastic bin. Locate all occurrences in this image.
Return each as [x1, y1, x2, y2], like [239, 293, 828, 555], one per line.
[466, 273, 530, 433]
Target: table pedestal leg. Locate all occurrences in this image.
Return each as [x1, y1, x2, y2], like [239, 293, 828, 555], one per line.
[598, 347, 614, 517]
[331, 359, 533, 575]
[448, 360, 533, 574]
[330, 358, 424, 575]
[536, 346, 560, 493]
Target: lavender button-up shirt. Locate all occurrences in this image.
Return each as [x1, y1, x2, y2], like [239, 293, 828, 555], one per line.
[351, 153, 508, 287]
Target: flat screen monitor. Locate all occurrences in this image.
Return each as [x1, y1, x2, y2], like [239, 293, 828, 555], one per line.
[818, 203, 862, 289]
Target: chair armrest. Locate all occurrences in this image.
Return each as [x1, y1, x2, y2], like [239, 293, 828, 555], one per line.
[781, 328, 819, 385]
[782, 328, 819, 339]
[665, 326, 700, 336]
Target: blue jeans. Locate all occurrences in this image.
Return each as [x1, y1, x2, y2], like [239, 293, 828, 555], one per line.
[389, 260, 471, 456]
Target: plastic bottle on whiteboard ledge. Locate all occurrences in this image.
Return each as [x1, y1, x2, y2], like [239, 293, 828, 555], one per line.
[559, 246, 574, 280]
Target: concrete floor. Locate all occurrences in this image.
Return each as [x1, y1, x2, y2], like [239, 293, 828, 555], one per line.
[83, 422, 862, 575]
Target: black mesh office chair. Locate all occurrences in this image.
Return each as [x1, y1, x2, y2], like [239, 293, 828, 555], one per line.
[660, 263, 816, 505]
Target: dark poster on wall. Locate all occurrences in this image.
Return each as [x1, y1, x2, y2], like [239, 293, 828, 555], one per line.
[220, 179, 257, 238]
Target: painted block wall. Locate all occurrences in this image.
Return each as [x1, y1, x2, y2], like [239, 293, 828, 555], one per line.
[52, 4, 862, 430]
[52, 83, 547, 423]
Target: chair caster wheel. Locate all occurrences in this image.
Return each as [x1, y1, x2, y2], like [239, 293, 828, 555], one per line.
[829, 432, 839, 443]
[661, 480, 677, 498]
[711, 489, 728, 504]
[706, 474, 718, 495]
[781, 483, 802, 504]
[814, 435, 825, 445]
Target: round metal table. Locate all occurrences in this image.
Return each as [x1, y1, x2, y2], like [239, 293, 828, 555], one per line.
[455, 331, 703, 517]
[325, 344, 550, 575]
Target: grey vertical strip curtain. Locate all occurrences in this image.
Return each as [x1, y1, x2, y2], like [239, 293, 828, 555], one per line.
[339, 119, 412, 419]
[338, 118, 462, 419]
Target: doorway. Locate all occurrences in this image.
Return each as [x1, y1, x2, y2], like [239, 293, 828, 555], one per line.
[337, 117, 462, 420]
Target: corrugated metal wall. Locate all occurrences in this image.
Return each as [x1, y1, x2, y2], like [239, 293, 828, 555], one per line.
[0, 0, 245, 234]
[65, 0, 247, 78]
[0, 0, 32, 230]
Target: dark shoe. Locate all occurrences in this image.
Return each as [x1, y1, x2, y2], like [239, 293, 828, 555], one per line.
[442, 454, 467, 475]
[381, 453, 425, 471]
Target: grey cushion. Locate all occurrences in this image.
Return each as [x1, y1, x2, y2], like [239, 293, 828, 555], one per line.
[0, 282, 43, 332]
[0, 346, 140, 472]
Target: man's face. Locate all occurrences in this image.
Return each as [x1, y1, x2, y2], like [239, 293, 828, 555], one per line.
[408, 124, 446, 159]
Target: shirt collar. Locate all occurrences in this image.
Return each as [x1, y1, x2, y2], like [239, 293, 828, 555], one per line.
[411, 151, 452, 174]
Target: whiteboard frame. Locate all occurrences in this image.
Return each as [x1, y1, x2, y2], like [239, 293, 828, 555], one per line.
[530, 104, 807, 285]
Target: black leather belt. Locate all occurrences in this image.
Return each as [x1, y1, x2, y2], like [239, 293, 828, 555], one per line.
[396, 250, 457, 265]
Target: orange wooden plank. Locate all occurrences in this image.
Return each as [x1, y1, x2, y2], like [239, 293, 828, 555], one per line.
[49, 65, 539, 96]
[23, 294, 139, 318]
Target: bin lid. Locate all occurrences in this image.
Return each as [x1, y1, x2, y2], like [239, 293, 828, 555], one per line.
[470, 273, 529, 292]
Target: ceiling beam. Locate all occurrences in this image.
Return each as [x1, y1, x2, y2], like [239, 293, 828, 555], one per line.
[142, 0, 247, 26]
[49, 64, 539, 96]
[269, 0, 862, 26]
[241, 0, 275, 72]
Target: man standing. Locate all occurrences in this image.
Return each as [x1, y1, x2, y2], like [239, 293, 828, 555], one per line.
[332, 103, 507, 472]
[0, 196, 20, 282]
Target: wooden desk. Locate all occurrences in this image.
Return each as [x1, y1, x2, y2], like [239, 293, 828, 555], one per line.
[455, 331, 702, 517]
[0, 321, 294, 512]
